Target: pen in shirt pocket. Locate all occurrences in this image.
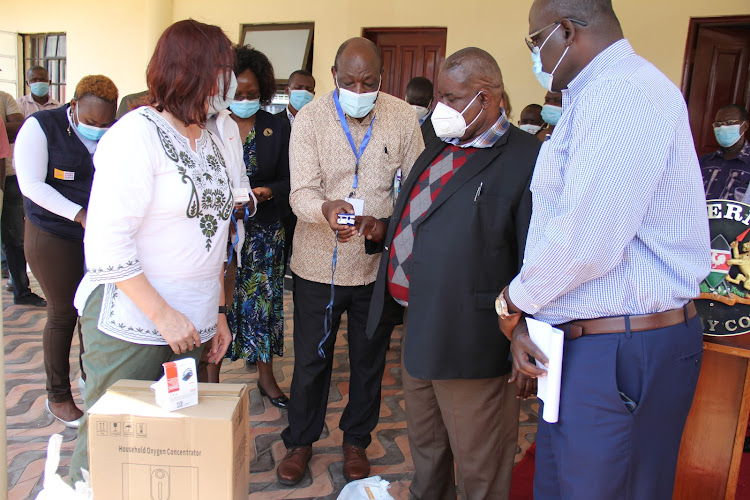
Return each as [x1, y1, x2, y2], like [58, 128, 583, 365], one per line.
[474, 182, 483, 201]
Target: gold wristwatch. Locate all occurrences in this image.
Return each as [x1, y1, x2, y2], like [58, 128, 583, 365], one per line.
[495, 288, 520, 319]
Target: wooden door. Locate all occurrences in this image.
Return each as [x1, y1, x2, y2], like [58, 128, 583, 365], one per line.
[362, 28, 447, 102]
[682, 17, 750, 158]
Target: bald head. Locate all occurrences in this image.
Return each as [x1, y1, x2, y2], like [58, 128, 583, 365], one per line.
[334, 37, 382, 71]
[442, 47, 504, 100]
[532, 0, 621, 33]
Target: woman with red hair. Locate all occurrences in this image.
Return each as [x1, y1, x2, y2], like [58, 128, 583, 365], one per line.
[69, 19, 237, 482]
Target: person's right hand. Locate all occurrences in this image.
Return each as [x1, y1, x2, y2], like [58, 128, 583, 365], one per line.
[322, 199, 357, 241]
[508, 319, 549, 379]
[153, 306, 202, 355]
[75, 208, 87, 228]
[355, 216, 386, 242]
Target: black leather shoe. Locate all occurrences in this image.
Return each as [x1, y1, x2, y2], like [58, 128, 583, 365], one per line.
[258, 381, 289, 409]
[14, 292, 47, 307]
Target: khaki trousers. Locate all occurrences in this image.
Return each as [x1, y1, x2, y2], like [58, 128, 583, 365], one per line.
[403, 353, 520, 500]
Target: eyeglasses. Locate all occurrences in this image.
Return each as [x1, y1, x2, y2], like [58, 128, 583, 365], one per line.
[525, 19, 588, 52]
[713, 120, 744, 128]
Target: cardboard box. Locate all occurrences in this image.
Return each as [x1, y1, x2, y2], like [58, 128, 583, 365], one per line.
[88, 380, 249, 500]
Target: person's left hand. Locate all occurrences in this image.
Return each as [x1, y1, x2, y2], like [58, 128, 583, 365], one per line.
[252, 187, 273, 204]
[208, 313, 232, 363]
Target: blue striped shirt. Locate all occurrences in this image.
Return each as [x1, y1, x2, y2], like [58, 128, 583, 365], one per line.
[508, 39, 711, 325]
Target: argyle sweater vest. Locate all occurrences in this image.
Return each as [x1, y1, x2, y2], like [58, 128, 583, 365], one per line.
[387, 145, 479, 304]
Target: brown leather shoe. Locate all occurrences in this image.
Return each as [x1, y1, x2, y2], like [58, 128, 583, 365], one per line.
[342, 443, 370, 481]
[277, 445, 312, 485]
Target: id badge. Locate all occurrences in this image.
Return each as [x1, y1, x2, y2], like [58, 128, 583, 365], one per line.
[345, 197, 365, 216]
[53, 168, 75, 181]
[232, 187, 250, 204]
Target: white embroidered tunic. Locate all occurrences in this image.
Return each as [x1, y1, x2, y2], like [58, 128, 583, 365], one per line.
[77, 107, 233, 345]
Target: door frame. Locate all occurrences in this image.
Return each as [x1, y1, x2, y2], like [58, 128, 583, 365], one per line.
[681, 15, 750, 99]
[361, 27, 448, 36]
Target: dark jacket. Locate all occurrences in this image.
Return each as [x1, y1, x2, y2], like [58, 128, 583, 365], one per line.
[420, 113, 439, 149]
[365, 125, 540, 380]
[249, 110, 291, 223]
[27, 104, 93, 240]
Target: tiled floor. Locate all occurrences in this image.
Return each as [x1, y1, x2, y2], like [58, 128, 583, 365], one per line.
[4, 279, 539, 499]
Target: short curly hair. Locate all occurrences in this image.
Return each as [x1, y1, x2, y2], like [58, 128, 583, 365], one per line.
[234, 45, 276, 105]
[74, 75, 118, 103]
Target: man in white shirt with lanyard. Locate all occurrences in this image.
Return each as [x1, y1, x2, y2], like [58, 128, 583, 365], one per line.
[277, 37, 424, 486]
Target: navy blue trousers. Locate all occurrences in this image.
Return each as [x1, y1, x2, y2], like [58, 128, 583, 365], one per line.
[534, 314, 703, 500]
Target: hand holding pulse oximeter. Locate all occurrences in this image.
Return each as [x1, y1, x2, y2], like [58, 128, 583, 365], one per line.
[337, 213, 356, 226]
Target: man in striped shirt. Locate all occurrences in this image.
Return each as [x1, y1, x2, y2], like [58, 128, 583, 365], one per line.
[499, 0, 711, 498]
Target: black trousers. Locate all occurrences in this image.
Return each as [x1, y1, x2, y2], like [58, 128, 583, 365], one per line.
[281, 274, 393, 449]
[24, 220, 85, 403]
[2, 176, 32, 298]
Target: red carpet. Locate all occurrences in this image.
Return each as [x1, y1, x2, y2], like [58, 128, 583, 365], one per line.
[510, 443, 535, 500]
[509, 442, 750, 499]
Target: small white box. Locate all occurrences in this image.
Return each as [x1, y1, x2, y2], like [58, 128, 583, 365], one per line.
[232, 187, 251, 204]
[151, 358, 198, 411]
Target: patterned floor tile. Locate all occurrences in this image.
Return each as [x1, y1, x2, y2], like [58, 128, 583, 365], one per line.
[4, 278, 538, 499]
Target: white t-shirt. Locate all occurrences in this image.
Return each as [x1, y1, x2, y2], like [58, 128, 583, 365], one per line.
[77, 107, 233, 345]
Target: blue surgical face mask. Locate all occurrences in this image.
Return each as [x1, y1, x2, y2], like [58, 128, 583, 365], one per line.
[714, 125, 743, 148]
[74, 105, 108, 141]
[30, 82, 50, 97]
[541, 104, 563, 126]
[289, 89, 314, 111]
[336, 77, 381, 118]
[531, 24, 569, 92]
[230, 99, 260, 119]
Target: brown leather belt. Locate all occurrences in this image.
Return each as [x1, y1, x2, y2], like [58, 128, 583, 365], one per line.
[560, 301, 697, 340]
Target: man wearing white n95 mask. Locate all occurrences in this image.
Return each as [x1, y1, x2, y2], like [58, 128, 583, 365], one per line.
[277, 37, 424, 487]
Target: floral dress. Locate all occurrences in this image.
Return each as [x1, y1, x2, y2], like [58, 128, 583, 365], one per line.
[226, 128, 285, 362]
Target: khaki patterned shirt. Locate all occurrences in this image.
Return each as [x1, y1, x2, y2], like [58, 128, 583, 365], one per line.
[290, 91, 425, 286]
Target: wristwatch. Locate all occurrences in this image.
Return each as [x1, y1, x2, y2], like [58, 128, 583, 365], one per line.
[218, 306, 229, 314]
[495, 288, 520, 319]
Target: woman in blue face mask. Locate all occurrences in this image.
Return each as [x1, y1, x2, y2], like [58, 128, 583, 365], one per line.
[222, 45, 291, 408]
[14, 75, 118, 428]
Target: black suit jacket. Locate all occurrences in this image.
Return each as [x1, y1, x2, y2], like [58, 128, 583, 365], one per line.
[365, 125, 541, 380]
[420, 113, 439, 149]
[276, 108, 291, 127]
[252, 110, 291, 222]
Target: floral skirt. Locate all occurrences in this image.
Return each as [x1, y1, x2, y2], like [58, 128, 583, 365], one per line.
[226, 218, 285, 362]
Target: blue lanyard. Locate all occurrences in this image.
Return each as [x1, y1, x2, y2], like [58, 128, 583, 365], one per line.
[226, 205, 250, 269]
[318, 232, 339, 358]
[333, 90, 376, 194]
[318, 95, 376, 358]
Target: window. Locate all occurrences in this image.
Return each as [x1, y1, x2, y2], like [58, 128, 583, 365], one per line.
[240, 23, 314, 114]
[21, 33, 66, 102]
[0, 30, 18, 97]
